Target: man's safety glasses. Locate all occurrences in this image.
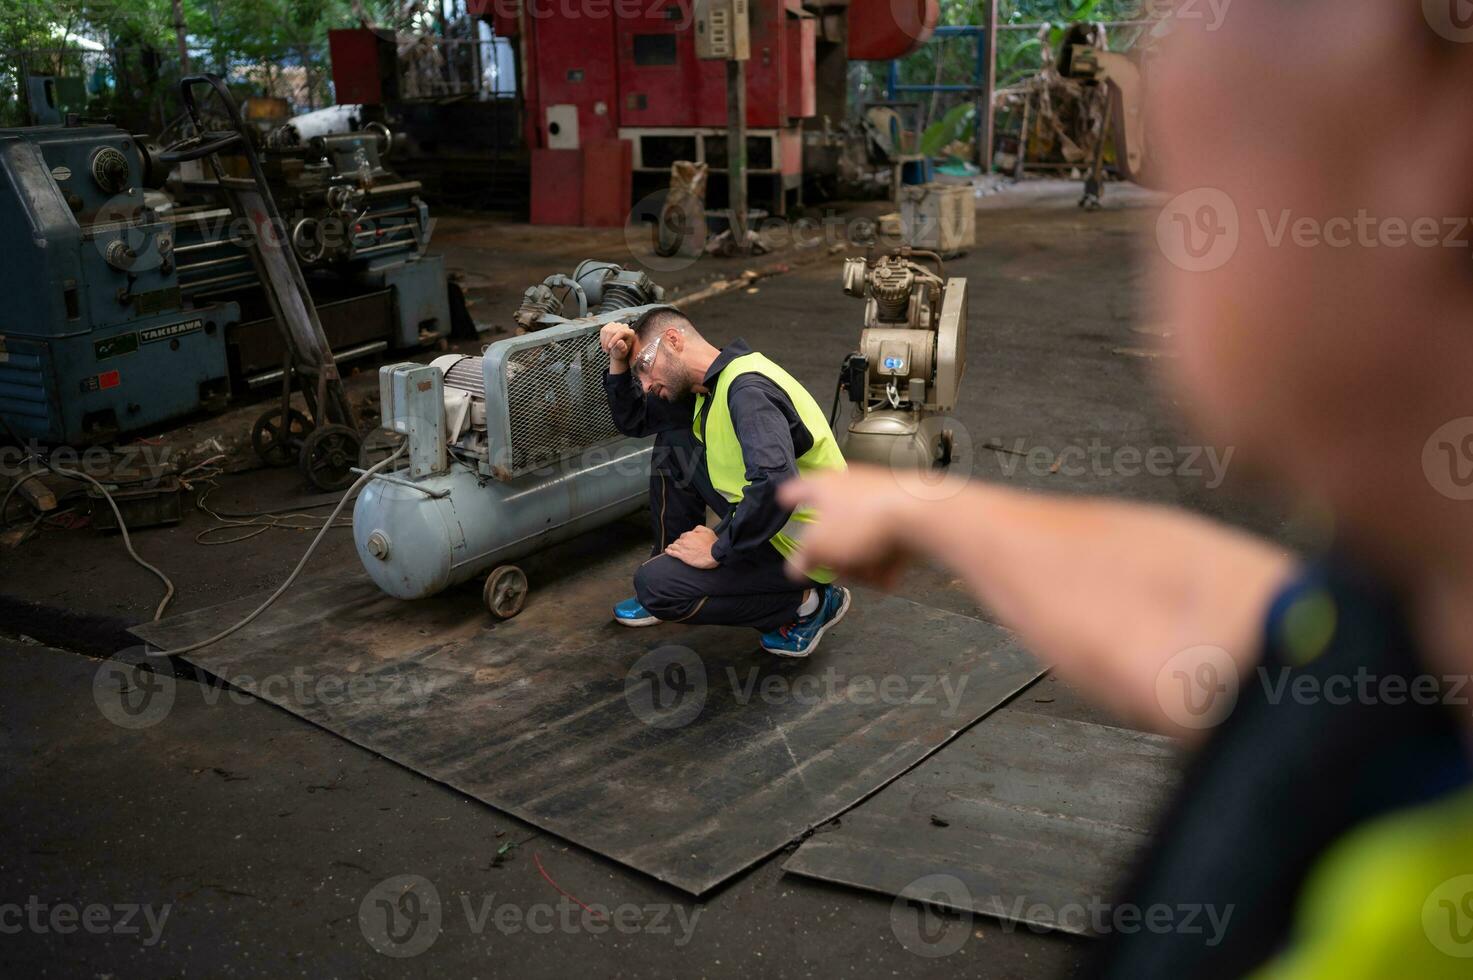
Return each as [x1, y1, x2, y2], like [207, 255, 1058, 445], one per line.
[632, 334, 663, 381]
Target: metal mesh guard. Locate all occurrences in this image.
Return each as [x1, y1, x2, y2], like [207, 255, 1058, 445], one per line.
[503, 330, 619, 474]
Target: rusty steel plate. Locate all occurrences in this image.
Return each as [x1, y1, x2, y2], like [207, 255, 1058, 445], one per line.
[782, 710, 1180, 935]
[134, 549, 1042, 895]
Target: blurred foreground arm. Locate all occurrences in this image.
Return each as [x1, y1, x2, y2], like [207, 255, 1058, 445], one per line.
[780, 466, 1295, 738]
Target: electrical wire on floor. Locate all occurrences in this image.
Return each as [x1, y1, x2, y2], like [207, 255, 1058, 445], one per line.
[46, 461, 178, 622]
[144, 442, 407, 657]
[0, 470, 49, 531]
[182, 455, 356, 545]
[3, 418, 404, 648]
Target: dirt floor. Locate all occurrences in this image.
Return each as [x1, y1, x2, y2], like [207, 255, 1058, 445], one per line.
[0, 179, 1299, 977]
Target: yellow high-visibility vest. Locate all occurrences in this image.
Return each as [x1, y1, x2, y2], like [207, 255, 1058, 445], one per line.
[1253, 786, 1473, 978]
[693, 352, 846, 582]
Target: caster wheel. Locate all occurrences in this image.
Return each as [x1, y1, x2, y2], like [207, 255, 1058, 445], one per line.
[251, 408, 312, 467]
[936, 429, 955, 469]
[299, 424, 362, 492]
[358, 428, 407, 470]
[484, 565, 528, 620]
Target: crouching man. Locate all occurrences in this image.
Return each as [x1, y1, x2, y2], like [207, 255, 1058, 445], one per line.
[599, 307, 849, 657]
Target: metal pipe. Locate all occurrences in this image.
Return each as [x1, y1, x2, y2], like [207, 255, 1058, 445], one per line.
[350, 239, 419, 259]
[178, 269, 258, 291]
[364, 182, 421, 198]
[176, 253, 254, 273]
[351, 469, 450, 498]
[995, 20, 1159, 31]
[244, 340, 389, 388]
[172, 236, 248, 254]
[355, 205, 422, 221]
[352, 222, 419, 241]
[184, 281, 260, 302]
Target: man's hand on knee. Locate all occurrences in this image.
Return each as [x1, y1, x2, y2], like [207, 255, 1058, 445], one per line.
[665, 526, 718, 569]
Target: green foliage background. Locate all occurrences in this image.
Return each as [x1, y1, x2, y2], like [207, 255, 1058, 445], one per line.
[0, 0, 424, 126]
[3, 0, 1150, 135]
[867, 0, 1153, 159]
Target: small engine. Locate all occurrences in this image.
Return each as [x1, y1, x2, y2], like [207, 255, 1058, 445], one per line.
[833, 248, 968, 469]
[512, 258, 664, 332]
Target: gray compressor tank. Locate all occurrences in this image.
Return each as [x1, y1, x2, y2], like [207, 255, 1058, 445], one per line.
[353, 440, 650, 603]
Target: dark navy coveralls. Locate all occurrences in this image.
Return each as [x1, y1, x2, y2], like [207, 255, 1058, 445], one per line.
[603, 339, 815, 631]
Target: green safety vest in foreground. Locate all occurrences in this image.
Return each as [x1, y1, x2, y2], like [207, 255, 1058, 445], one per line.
[693, 352, 846, 583]
[1252, 785, 1473, 978]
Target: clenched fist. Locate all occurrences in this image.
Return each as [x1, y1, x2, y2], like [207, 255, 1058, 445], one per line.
[600, 322, 639, 369]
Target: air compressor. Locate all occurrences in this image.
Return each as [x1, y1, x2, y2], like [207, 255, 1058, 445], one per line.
[830, 248, 969, 469]
[352, 260, 666, 617]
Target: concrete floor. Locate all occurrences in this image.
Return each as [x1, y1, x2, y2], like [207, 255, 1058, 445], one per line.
[0, 180, 1296, 977]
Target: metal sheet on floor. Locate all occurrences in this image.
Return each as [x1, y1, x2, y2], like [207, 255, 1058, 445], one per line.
[782, 710, 1180, 935]
[132, 555, 1042, 895]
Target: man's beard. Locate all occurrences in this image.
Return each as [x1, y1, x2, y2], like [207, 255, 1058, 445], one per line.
[658, 367, 694, 401]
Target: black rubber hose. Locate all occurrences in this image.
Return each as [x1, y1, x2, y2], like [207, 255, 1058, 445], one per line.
[828, 366, 847, 429]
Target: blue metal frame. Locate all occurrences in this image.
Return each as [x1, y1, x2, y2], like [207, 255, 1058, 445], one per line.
[884, 26, 991, 168]
[885, 26, 990, 98]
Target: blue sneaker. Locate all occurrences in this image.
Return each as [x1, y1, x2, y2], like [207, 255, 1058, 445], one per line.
[613, 597, 661, 627]
[759, 586, 852, 657]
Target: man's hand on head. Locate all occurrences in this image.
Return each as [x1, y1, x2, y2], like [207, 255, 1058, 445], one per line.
[600, 322, 638, 372]
[665, 526, 719, 569]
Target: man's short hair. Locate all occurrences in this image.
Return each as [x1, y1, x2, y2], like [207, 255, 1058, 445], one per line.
[630, 306, 695, 346]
